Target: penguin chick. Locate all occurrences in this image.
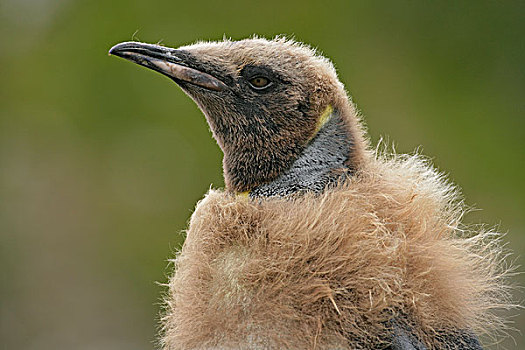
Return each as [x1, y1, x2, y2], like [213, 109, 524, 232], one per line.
[109, 37, 511, 349]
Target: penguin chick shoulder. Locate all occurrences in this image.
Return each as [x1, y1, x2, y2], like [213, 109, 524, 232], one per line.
[109, 37, 512, 350]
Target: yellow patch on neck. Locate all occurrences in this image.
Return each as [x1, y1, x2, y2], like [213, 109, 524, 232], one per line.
[313, 105, 333, 136]
[236, 191, 250, 198]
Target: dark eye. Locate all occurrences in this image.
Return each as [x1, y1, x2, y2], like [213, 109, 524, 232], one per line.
[248, 76, 272, 89]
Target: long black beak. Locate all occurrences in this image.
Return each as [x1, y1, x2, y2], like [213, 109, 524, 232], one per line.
[109, 41, 227, 92]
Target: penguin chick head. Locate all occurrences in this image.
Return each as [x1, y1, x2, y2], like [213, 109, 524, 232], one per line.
[110, 37, 365, 193]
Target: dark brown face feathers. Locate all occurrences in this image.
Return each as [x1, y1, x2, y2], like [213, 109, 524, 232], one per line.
[175, 38, 364, 192]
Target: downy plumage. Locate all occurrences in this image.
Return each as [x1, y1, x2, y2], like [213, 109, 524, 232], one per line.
[109, 37, 513, 349]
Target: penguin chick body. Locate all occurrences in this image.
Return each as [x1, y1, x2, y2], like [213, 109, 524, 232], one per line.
[109, 37, 511, 349]
[165, 155, 495, 350]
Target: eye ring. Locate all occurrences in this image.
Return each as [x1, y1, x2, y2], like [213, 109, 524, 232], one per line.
[248, 76, 272, 90]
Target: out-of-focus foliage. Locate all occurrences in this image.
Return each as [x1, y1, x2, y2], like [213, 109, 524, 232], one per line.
[0, 0, 523, 348]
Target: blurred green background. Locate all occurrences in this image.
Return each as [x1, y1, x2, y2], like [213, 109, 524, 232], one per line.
[1, 0, 523, 348]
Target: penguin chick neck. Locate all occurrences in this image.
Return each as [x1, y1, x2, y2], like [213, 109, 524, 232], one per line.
[249, 105, 354, 197]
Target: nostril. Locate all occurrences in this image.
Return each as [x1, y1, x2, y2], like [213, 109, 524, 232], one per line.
[167, 51, 182, 61]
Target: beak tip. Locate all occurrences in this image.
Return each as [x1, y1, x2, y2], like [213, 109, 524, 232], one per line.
[108, 44, 120, 57]
[108, 41, 136, 57]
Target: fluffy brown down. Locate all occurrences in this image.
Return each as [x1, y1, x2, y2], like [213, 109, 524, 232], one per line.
[161, 151, 511, 350]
